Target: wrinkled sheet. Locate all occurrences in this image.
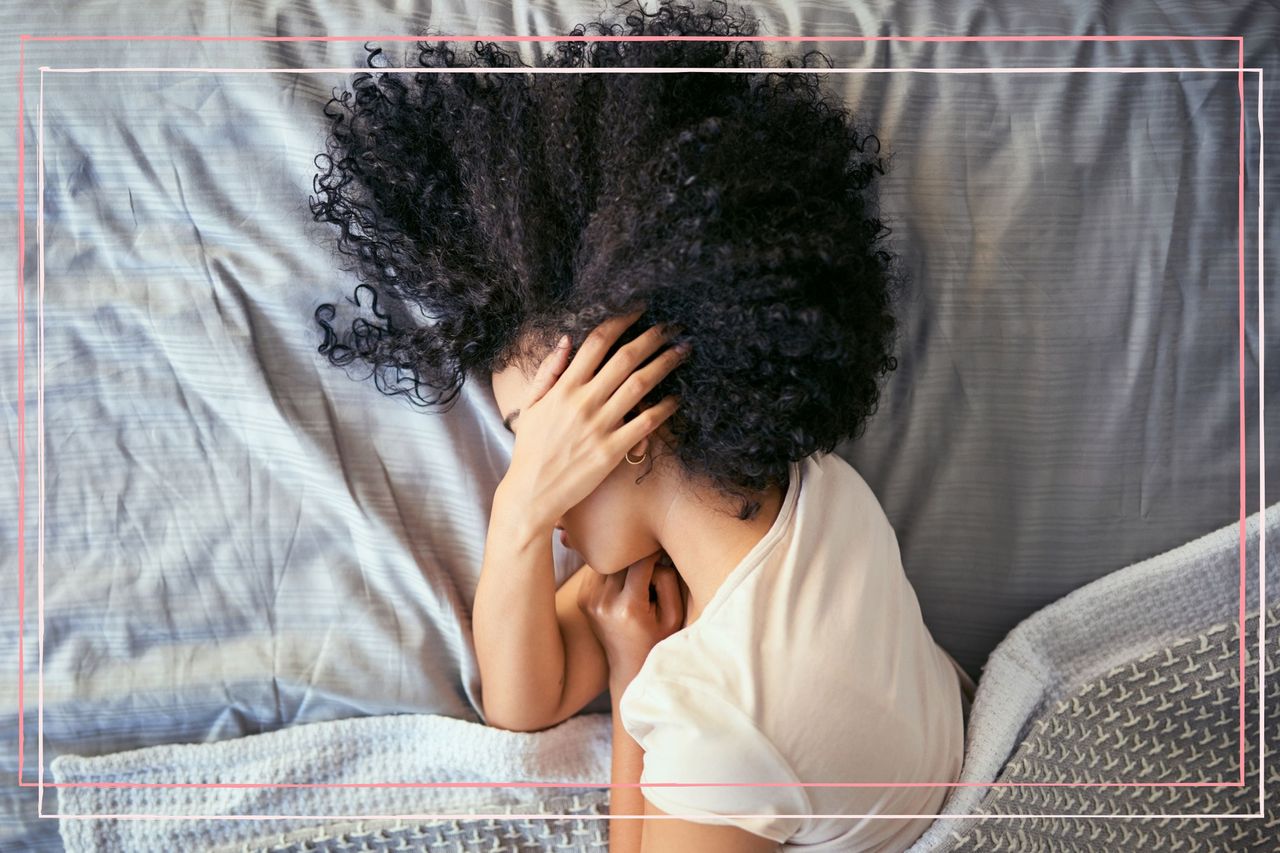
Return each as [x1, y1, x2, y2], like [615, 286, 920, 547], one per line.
[1, 0, 1275, 849]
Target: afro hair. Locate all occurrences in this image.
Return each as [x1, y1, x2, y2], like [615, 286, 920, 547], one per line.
[310, 0, 909, 521]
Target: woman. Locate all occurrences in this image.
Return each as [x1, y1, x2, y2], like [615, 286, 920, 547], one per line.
[310, 2, 974, 850]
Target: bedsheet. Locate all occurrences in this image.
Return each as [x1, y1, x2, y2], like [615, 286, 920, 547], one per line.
[1, 0, 1275, 849]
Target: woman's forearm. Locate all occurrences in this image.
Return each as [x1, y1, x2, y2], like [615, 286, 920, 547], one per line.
[610, 674, 647, 853]
[473, 483, 565, 731]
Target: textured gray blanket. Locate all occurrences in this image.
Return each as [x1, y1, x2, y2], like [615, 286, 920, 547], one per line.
[938, 607, 1277, 851]
[52, 503, 1278, 851]
[904, 500, 1279, 852]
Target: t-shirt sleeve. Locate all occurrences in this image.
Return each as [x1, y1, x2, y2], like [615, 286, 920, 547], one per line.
[618, 675, 810, 844]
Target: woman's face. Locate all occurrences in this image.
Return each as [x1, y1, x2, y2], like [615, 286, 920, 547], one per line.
[489, 360, 667, 576]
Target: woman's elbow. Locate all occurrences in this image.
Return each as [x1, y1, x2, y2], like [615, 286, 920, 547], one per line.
[480, 699, 561, 733]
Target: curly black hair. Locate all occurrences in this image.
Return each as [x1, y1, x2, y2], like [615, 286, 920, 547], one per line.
[310, 0, 908, 522]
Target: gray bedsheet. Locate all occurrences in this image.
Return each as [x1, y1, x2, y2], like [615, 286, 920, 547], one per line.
[1, 0, 1275, 849]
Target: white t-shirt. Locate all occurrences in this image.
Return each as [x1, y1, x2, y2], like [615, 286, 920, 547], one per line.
[619, 450, 973, 851]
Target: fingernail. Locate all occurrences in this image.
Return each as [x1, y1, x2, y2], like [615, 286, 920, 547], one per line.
[558, 335, 570, 349]
[675, 342, 692, 355]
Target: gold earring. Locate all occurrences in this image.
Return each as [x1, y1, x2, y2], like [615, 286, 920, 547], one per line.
[625, 449, 647, 465]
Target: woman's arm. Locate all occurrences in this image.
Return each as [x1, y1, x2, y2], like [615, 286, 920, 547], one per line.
[580, 551, 783, 853]
[608, 668, 780, 853]
[474, 311, 683, 732]
[608, 668, 648, 853]
[637, 802, 782, 853]
[473, 484, 607, 732]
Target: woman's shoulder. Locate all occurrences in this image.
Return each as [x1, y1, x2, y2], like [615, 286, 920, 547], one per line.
[797, 451, 902, 564]
[808, 450, 882, 508]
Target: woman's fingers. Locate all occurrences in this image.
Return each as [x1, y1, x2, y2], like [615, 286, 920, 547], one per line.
[589, 321, 682, 406]
[622, 555, 656, 609]
[580, 567, 623, 622]
[652, 566, 683, 630]
[528, 335, 572, 404]
[608, 394, 682, 459]
[603, 565, 627, 601]
[560, 307, 647, 388]
[597, 341, 689, 432]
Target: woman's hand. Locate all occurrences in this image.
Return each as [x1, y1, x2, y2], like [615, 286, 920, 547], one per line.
[577, 550, 685, 686]
[498, 306, 690, 532]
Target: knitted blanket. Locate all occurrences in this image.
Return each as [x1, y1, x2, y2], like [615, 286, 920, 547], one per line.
[51, 711, 615, 852]
[905, 500, 1279, 852]
[52, 503, 1278, 852]
[933, 606, 1278, 851]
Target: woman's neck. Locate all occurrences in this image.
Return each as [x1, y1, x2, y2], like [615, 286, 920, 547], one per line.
[658, 480, 788, 627]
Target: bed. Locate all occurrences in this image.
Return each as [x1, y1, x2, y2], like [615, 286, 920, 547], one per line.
[1, 0, 1274, 849]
